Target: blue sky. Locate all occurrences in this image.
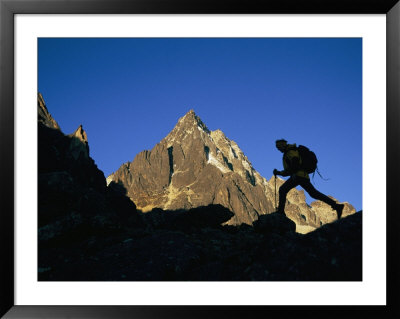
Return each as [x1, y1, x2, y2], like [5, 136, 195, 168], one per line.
[38, 38, 362, 211]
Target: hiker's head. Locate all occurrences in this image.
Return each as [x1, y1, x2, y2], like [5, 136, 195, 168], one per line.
[275, 139, 288, 152]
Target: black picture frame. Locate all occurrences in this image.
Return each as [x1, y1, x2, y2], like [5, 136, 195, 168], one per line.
[1, 0, 399, 318]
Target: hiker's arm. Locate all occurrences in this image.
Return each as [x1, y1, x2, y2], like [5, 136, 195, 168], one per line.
[280, 170, 291, 177]
[275, 169, 290, 177]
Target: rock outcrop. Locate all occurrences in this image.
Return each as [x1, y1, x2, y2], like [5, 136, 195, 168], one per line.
[40, 205, 362, 281]
[108, 110, 355, 231]
[38, 92, 60, 130]
[38, 93, 141, 274]
[68, 124, 90, 160]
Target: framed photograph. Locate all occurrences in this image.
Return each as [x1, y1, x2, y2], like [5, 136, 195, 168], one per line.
[1, 0, 399, 318]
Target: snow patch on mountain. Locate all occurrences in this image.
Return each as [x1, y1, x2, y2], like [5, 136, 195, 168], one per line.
[242, 159, 252, 171]
[207, 153, 231, 173]
[106, 174, 114, 186]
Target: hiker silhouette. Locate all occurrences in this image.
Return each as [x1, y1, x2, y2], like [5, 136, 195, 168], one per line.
[273, 139, 344, 219]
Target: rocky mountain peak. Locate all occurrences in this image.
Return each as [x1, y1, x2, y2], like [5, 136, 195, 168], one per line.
[109, 110, 272, 225]
[178, 109, 210, 132]
[68, 124, 89, 160]
[109, 111, 356, 230]
[37, 93, 60, 130]
[71, 124, 88, 143]
[162, 110, 211, 148]
[211, 129, 225, 139]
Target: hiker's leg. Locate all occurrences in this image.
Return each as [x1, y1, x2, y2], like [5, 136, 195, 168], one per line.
[299, 178, 337, 208]
[277, 176, 299, 213]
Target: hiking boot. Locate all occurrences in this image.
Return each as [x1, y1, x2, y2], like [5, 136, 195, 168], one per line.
[334, 203, 344, 220]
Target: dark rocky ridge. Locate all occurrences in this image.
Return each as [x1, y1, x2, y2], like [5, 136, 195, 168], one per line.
[40, 203, 362, 281]
[109, 110, 356, 232]
[38, 93, 141, 268]
[38, 94, 361, 281]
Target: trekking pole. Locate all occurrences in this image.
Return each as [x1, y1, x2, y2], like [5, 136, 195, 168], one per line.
[274, 174, 277, 211]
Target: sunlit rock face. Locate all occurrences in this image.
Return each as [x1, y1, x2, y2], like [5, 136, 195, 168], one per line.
[109, 110, 355, 229]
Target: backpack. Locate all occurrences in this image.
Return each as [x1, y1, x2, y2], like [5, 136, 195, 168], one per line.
[297, 145, 318, 174]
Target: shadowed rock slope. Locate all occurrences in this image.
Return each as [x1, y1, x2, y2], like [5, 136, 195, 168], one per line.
[40, 205, 362, 281]
[38, 93, 141, 276]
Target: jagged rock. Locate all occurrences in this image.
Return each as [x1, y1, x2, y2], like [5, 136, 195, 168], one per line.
[253, 212, 296, 235]
[68, 124, 89, 160]
[38, 92, 60, 130]
[109, 110, 273, 225]
[38, 94, 141, 253]
[109, 110, 355, 230]
[38, 121, 105, 192]
[311, 199, 355, 225]
[142, 204, 234, 231]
